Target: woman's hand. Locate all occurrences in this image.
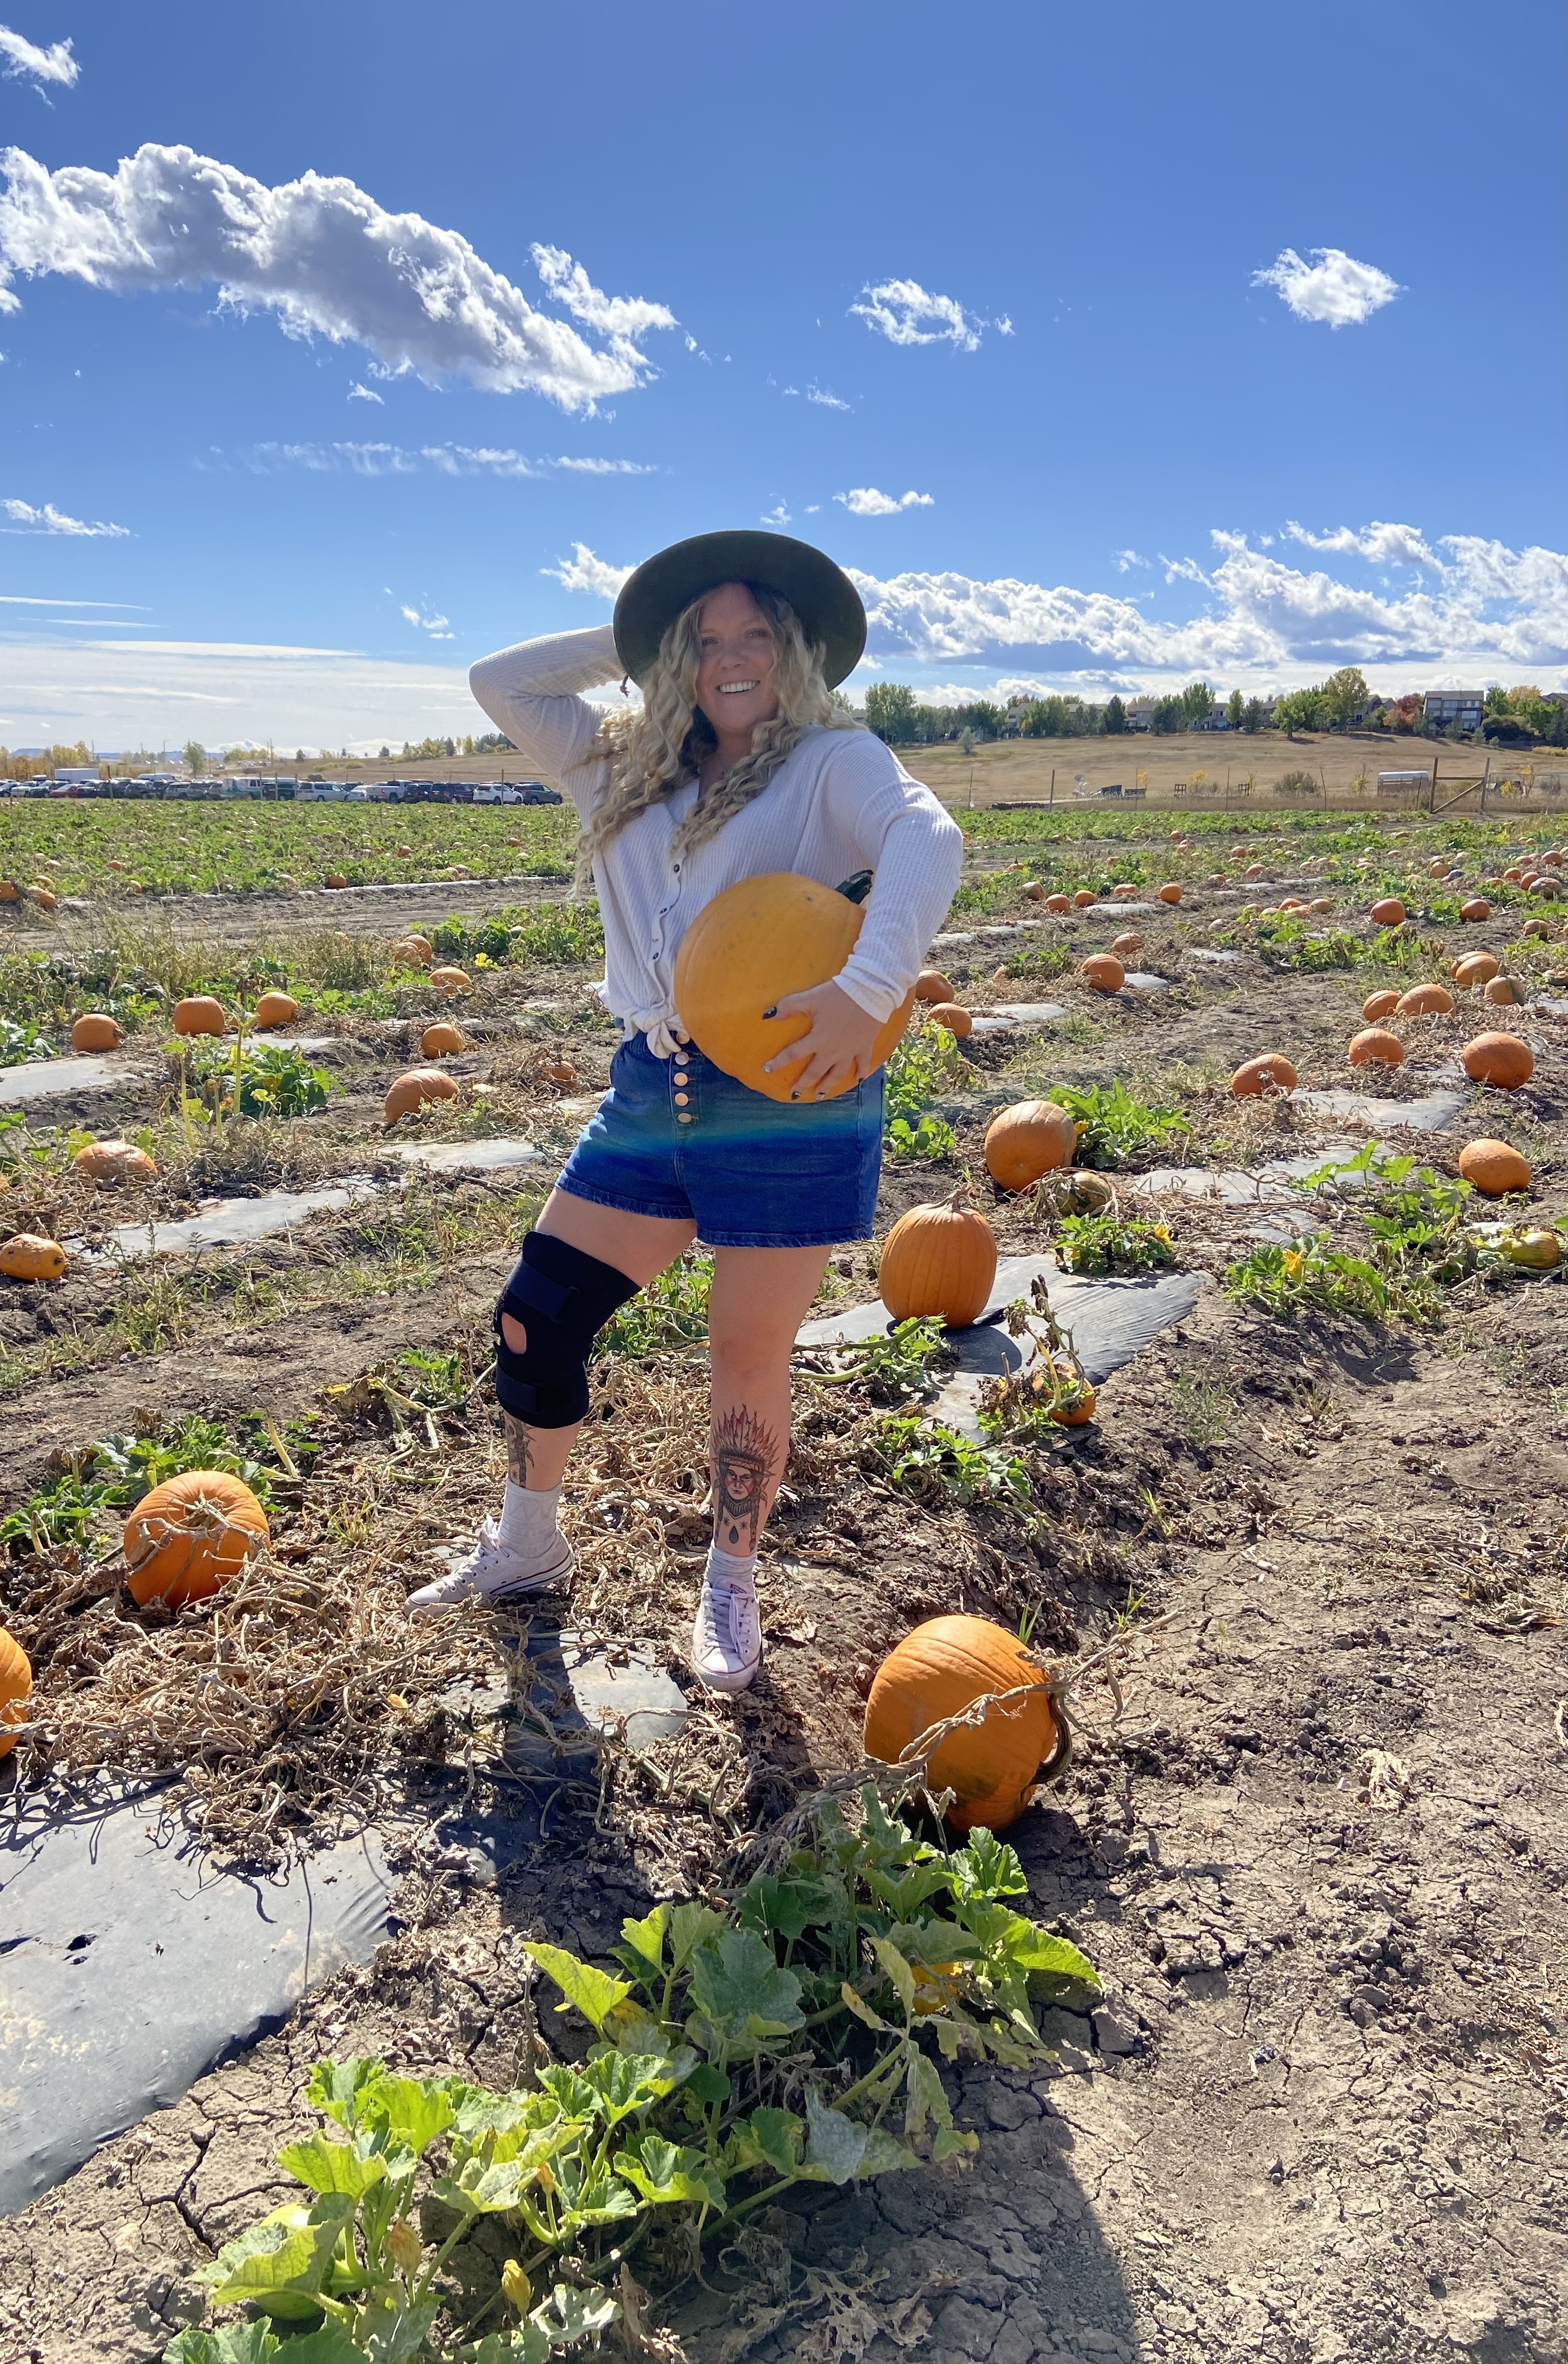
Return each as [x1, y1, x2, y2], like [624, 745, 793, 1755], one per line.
[760, 979, 882, 1100]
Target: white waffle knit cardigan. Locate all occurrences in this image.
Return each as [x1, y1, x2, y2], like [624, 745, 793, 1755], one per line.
[469, 624, 964, 1055]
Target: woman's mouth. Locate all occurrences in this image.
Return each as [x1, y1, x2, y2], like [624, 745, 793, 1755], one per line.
[717, 680, 760, 695]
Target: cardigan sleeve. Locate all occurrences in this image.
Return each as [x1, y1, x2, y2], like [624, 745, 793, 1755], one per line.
[813, 733, 964, 1024]
[468, 624, 625, 817]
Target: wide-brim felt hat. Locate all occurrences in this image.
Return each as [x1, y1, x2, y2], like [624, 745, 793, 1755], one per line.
[612, 529, 867, 690]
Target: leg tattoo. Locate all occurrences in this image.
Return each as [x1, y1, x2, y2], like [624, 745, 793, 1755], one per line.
[712, 1404, 780, 1555]
[504, 1414, 532, 1486]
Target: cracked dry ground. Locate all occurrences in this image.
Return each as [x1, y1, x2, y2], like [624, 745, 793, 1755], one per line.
[2, 1270, 1562, 2364]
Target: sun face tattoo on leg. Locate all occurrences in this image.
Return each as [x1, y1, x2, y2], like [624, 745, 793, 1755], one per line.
[712, 1405, 779, 1555]
[504, 1414, 532, 1486]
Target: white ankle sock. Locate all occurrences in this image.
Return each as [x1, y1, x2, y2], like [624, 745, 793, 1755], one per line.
[496, 1479, 563, 1564]
[705, 1543, 757, 1594]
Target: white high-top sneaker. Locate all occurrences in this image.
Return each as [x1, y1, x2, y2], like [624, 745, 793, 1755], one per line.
[691, 1575, 763, 1693]
[406, 1516, 573, 1612]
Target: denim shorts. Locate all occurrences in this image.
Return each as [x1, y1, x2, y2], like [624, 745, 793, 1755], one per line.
[556, 1032, 885, 1248]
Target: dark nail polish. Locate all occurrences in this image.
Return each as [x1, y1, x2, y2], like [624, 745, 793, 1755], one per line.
[762, 1005, 777, 1019]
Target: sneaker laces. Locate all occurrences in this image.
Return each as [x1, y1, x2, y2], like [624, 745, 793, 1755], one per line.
[696, 1581, 759, 1665]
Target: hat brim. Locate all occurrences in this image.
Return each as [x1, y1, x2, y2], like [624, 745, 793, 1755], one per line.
[612, 530, 867, 691]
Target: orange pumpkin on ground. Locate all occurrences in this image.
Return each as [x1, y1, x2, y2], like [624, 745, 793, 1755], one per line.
[863, 1614, 1062, 1835]
[0, 1233, 68, 1282]
[1483, 976, 1528, 1007]
[1043, 892, 1072, 915]
[385, 1068, 460, 1125]
[1457, 1140, 1532, 1196]
[389, 935, 435, 967]
[1024, 882, 1045, 902]
[1309, 896, 1334, 913]
[1158, 883, 1182, 905]
[1231, 1054, 1298, 1098]
[0, 879, 18, 903]
[0, 1628, 32, 1759]
[74, 1139, 158, 1183]
[926, 1002, 972, 1038]
[430, 965, 473, 997]
[878, 1200, 998, 1330]
[1110, 932, 1142, 959]
[173, 996, 225, 1037]
[1396, 984, 1454, 1017]
[1460, 898, 1491, 922]
[1369, 898, 1406, 927]
[914, 968, 955, 1003]
[253, 991, 300, 1030]
[1043, 1361, 1097, 1426]
[1361, 990, 1401, 1021]
[124, 1472, 270, 1609]
[1072, 889, 1096, 908]
[675, 872, 914, 1104]
[1462, 1032, 1533, 1088]
[1452, 952, 1499, 987]
[324, 872, 350, 890]
[547, 1057, 579, 1087]
[984, 1100, 1078, 1192]
[1428, 859, 1447, 878]
[71, 1013, 123, 1052]
[28, 885, 57, 911]
[1081, 955, 1125, 993]
[421, 1021, 466, 1058]
[1349, 1028, 1406, 1069]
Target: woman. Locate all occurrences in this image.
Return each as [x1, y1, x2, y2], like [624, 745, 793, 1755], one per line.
[409, 530, 962, 1694]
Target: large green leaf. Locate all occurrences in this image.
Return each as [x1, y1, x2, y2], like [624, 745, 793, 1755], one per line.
[197, 2196, 354, 2319]
[688, 1930, 803, 2035]
[305, 2056, 388, 2132]
[268, 2328, 363, 2364]
[530, 2285, 621, 2347]
[612, 2133, 726, 2209]
[668, 1901, 726, 1969]
[549, 2155, 641, 2229]
[163, 2328, 279, 2364]
[611, 1903, 668, 1983]
[855, 1788, 930, 1869]
[903, 2049, 954, 2142]
[957, 1900, 1098, 1988]
[463, 2330, 550, 2364]
[802, 2094, 869, 2185]
[863, 1860, 952, 1918]
[947, 1830, 1028, 1903]
[356, 2301, 440, 2363]
[735, 1873, 835, 1944]
[742, 2106, 804, 2178]
[275, 2133, 387, 2199]
[859, 2126, 919, 2178]
[361, 2074, 458, 2159]
[523, 1941, 634, 2032]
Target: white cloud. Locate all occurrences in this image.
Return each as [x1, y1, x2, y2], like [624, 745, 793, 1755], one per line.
[347, 380, 383, 404]
[543, 542, 634, 599]
[835, 486, 934, 517]
[0, 22, 77, 90]
[0, 631, 481, 745]
[0, 144, 675, 407]
[805, 382, 852, 411]
[851, 277, 989, 352]
[397, 600, 453, 640]
[1284, 518, 1437, 567]
[550, 454, 655, 474]
[236, 440, 653, 481]
[1253, 246, 1402, 328]
[1159, 553, 1212, 587]
[760, 501, 791, 526]
[1113, 549, 1148, 573]
[847, 522, 1567, 689]
[3, 494, 127, 535]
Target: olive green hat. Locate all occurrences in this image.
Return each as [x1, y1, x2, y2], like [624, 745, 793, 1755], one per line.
[611, 529, 867, 689]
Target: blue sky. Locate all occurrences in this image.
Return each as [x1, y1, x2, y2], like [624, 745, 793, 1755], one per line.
[1, 0, 1563, 753]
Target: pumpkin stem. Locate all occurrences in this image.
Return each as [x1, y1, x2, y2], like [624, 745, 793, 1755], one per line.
[834, 869, 874, 906]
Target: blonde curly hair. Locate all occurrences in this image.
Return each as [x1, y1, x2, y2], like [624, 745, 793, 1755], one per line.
[574, 581, 859, 888]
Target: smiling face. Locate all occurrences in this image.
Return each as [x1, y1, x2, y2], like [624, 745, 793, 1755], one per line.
[692, 581, 780, 744]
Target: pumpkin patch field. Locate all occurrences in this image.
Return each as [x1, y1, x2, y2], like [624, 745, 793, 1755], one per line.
[0, 806, 1564, 2364]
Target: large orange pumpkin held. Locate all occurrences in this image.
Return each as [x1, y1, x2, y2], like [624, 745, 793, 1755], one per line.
[674, 870, 914, 1102]
[863, 1614, 1068, 1834]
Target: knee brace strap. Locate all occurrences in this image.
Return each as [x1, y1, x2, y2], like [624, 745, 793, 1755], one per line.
[494, 1231, 640, 1428]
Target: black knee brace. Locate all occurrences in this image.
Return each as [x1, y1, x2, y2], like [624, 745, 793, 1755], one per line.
[493, 1232, 640, 1428]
